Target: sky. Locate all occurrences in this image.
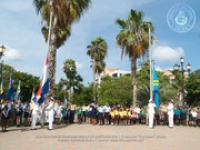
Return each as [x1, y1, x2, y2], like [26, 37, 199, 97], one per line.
[0, 0, 199, 86]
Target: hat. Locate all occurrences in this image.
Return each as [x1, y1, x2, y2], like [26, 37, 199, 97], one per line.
[50, 97, 55, 101]
[149, 99, 152, 102]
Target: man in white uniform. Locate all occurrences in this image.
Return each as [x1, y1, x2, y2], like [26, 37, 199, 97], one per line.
[30, 101, 40, 130]
[148, 99, 156, 129]
[167, 99, 174, 128]
[46, 97, 55, 130]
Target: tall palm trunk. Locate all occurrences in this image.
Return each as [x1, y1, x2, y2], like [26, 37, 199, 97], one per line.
[68, 82, 72, 101]
[131, 56, 137, 108]
[93, 59, 96, 101]
[48, 27, 58, 97]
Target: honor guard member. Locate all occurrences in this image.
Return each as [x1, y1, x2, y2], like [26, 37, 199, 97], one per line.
[148, 99, 156, 129]
[30, 101, 40, 130]
[167, 99, 174, 128]
[46, 97, 55, 130]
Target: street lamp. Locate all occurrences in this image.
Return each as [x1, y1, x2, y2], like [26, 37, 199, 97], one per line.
[173, 56, 191, 107]
[0, 45, 6, 59]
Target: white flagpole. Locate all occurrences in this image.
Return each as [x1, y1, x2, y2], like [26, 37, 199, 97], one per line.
[149, 25, 153, 100]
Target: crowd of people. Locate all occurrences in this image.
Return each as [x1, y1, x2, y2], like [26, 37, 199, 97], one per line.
[1, 98, 200, 132]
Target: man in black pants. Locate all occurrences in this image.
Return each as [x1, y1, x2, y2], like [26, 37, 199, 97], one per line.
[69, 101, 76, 123]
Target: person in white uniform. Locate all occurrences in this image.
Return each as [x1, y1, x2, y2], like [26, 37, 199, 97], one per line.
[30, 101, 40, 130]
[148, 99, 156, 129]
[46, 97, 55, 130]
[167, 99, 174, 128]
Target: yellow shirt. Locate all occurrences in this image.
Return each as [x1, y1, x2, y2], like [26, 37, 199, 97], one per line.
[119, 111, 124, 117]
[30, 102, 34, 111]
[114, 110, 119, 116]
[127, 111, 131, 117]
[110, 111, 115, 118]
[123, 111, 127, 117]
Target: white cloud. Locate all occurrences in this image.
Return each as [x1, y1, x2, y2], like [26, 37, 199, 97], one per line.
[153, 45, 185, 63]
[76, 62, 84, 70]
[4, 47, 22, 61]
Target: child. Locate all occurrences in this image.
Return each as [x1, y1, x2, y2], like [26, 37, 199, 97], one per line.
[110, 108, 115, 125]
[77, 107, 83, 124]
[130, 111, 139, 125]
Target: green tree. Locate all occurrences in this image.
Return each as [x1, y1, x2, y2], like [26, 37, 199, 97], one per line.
[33, 0, 91, 96]
[185, 69, 200, 106]
[116, 9, 154, 108]
[99, 76, 132, 107]
[137, 61, 177, 106]
[1, 64, 40, 101]
[72, 84, 93, 106]
[86, 37, 108, 101]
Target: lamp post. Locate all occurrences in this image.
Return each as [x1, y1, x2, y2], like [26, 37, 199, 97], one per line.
[0, 45, 6, 59]
[173, 56, 191, 107]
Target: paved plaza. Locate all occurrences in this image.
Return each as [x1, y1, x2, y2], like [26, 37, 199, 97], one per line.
[0, 124, 200, 150]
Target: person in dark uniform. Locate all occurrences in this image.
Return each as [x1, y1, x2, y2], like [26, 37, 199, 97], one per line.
[90, 101, 97, 125]
[23, 101, 31, 126]
[14, 100, 23, 127]
[1, 99, 12, 132]
[69, 101, 76, 123]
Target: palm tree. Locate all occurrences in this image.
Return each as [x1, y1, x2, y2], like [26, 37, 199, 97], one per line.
[33, 0, 91, 97]
[62, 59, 83, 101]
[116, 9, 154, 108]
[86, 37, 108, 101]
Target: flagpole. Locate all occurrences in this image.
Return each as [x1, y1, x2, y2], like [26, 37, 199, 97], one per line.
[40, 0, 53, 128]
[149, 25, 153, 100]
[47, 0, 53, 53]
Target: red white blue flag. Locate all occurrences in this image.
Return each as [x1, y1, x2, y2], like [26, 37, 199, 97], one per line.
[33, 53, 49, 105]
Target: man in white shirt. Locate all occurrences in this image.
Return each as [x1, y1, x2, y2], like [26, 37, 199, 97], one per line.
[30, 101, 40, 130]
[46, 97, 55, 130]
[167, 99, 174, 128]
[82, 104, 88, 122]
[148, 99, 156, 129]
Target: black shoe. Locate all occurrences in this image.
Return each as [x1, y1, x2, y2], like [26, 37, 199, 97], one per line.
[47, 128, 53, 130]
[30, 128, 37, 130]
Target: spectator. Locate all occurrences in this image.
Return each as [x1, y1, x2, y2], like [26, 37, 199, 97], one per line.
[14, 99, 23, 127]
[130, 111, 139, 125]
[1, 99, 12, 132]
[191, 108, 197, 126]
[174, 106, 181, 125]
[180, 106, 188, 125]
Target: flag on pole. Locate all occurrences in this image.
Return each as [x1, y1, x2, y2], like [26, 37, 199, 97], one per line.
[33, 53, 49, 105]
[153, 67, 159, 108]
[8, 72, 14, 102]
[15, 80, 21, 100]
[31, 88, 35, 101]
